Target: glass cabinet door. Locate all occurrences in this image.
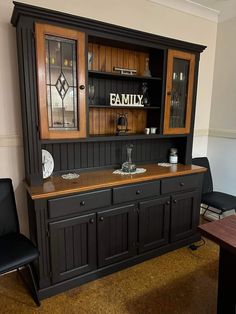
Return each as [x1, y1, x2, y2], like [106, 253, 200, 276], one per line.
[163, 50, 195, 134]
[35, 24, 86, 139]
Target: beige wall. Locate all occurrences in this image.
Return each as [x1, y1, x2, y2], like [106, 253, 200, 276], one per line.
[0, 0, 217, 234]
[207, 17, 236, 195]
[210, 17, 236, 131]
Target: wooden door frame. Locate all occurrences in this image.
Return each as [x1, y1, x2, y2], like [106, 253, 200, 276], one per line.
[163, 49, 195, 135]
[35, 23, 86, 139]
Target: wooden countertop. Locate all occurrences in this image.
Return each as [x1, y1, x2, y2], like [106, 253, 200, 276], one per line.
[26, 163, 206, 200]
[198, 215, 236, 254]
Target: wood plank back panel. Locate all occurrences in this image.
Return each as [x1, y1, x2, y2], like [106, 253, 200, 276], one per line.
[88, 43, 148, 75]
[42, 137, 186, 173]
[89, 108, 147, 135]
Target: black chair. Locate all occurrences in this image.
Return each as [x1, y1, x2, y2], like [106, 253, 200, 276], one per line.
[0, 178, 40, 306]
[192, 157, 236, 219]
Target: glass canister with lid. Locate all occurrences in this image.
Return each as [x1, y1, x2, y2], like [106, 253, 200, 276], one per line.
[169, 148, 178, 164]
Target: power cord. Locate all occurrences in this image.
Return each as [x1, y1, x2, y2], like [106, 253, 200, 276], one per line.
[188, 238, 206, 251]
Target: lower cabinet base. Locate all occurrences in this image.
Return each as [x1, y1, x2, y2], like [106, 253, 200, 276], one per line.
[38, 232, 200, 300]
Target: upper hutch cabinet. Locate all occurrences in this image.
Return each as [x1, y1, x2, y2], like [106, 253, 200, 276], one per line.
[35, 24, 86, 139]
[163, 49, 195, 135]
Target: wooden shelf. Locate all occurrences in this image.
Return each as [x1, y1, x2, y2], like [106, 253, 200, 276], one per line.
[40, 133, 187, 144]
[88, 70, 162, 81]
[89, 105, 161, 110]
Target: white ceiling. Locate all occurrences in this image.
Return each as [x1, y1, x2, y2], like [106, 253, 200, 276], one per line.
[148, 0, 236, 22]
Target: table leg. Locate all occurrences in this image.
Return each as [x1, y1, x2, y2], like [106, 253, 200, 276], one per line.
[217, 247, 236, 314]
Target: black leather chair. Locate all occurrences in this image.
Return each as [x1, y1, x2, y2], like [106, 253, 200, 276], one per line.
[0, 178, 40, 306]
[192, 157, 236, 219]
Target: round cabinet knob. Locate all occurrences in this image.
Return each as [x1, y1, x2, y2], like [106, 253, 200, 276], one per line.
[136, 190, 142, 195]
[80, 200, 85, 206]
[100, 217, 104, 222]
[180, 182, 185, 187]
[90, 218, 94, 224]
[173, 199, 177, 204]
[79, 85, 85, 90]
[166, 201, 170, 205]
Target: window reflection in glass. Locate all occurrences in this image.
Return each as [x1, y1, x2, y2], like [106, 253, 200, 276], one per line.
[169, 58, 190, 128]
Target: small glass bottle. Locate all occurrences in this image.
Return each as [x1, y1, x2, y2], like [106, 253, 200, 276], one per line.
[169, 148, 178, 164]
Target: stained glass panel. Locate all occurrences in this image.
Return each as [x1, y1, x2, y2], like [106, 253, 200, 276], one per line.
[45, 35, 78, 130]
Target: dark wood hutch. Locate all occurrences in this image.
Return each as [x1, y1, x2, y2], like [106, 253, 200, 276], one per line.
[11, 2, 206, 300]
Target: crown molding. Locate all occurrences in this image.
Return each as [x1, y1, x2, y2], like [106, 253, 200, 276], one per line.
[148, 0, 219, 22]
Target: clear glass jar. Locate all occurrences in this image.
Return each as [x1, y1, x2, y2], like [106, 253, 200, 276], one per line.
[169, 148, 178, 164]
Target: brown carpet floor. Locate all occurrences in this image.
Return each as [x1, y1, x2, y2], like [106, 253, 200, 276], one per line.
[0, 238, 218, 314]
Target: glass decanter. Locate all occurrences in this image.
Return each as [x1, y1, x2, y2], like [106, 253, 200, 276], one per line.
[122, 144, 136, 173]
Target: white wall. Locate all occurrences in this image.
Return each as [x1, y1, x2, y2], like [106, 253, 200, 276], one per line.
[0, 0, 217, 234]
[207, 17, 236, 196]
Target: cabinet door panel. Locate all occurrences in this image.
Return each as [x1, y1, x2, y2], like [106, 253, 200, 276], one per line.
[35, 23, 86, 139]
[163, 49, 195, 135]
[97, 204, 137, 267]
[49, 213, 96, 283]
[139, 197, 170, 253]
[170, 190, 200, 242]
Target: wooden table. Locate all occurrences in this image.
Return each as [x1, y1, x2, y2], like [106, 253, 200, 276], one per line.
[198, 215, 236, 314]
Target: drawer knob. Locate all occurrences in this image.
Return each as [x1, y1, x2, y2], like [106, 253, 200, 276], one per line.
[90, 218, 94, 224]
[180, 182, 185, 187]
[166, 201, 170, 205]
[80, 200, 85, 206]
[100, 217, 104, 222]
[136, 190, 142, 195]
[173, 199, 177, 204]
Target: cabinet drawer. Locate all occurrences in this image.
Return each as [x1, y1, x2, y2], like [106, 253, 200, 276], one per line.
[113, 181, 160, 204]
[161, 174, 201, 194]
[48, 189, 111, 219]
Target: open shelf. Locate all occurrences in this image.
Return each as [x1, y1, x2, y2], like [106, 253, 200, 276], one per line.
[88, 70, 162, 81]
[89, 105, 161, 110]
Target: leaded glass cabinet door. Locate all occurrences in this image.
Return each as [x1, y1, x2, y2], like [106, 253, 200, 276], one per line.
[163, 50, 195, 134]
[35, 24, 86, 139]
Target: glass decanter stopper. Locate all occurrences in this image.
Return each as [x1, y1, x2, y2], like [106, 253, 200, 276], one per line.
[143, 57, 151, 77]
[121, 144, 136, 173]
